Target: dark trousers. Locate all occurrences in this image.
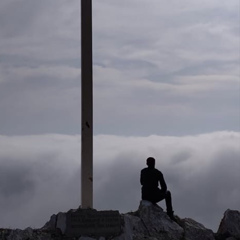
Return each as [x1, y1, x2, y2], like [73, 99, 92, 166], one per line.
[142, 187, 173, 213]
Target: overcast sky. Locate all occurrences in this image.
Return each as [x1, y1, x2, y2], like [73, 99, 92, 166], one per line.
[0, 0, 239, 232]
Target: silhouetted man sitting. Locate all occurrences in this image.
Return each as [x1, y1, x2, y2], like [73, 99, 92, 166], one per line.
[140, 157, 175, 220]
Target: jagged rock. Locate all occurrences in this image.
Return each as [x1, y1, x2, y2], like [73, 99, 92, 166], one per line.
[78, 237, 100, 240]
[125, 200, 184, 240]
[217, 209, 240, 240]
[42, 201, 184, 240]
[42, 214, 57, 231]
[42, 211, 68, 235]
[55, 212, 67, 234]
[2, 206, 240, 240]
[6, 228, 33, 240]
[181, 218, 215, 240]
[0, 229, 11, 240]
[5, 228, 54, 240]
[226, 237, 238, 240]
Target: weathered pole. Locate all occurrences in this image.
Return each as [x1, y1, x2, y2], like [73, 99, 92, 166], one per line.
[81, 0, 93, 208]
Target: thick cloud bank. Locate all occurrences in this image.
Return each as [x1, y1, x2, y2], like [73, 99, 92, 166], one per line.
[0, 132, 239, 231]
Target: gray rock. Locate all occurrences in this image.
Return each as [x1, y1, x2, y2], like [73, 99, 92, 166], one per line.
[217, 209, 240, 240]
[5, 228, 54, 240]
[6, 228, 33, 240]
[42, 214, 57, 231]
[3, 207, 240, 240]
[0, 229, 11, 240]
[56, 212, 67, 234]
[181, 218, 215, 240]
[120, 200, 184, 240]
[5, 228, 53, 240]
[114, 214, 137, 240]
[42, 211, 68, 235]
[226, 237, 237, 240]
[78, 237, 97, 240]
[77, 237, 105, 240]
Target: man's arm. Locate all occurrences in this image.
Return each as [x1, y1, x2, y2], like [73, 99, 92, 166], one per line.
[159, 171, 167, 192]
[140, 170, 144, 185]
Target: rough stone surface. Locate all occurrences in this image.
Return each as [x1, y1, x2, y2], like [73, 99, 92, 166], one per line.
[65, 209, 121, 238]
[181, 218, 215, 240]
[135, 200, 184, 240]
[42, 214, 57, 231]
[4, 228, 53, 240]
[1, 205, 240, 240]
[217, 209, 240, 240]
[56, 212, 67, 234]
[78, 237, 98, 240]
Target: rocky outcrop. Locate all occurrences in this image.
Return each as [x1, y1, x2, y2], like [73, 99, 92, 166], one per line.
[0, 203, 239, 240]
[181, 218, 215, 240]
[118, 200, 184, 240]
[0, 228, 54, 240]
[216, 209, 240, 240]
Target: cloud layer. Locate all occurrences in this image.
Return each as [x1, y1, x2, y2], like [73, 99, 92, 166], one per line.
[0, 132, 239, 231]
[0, 0, 239, 136]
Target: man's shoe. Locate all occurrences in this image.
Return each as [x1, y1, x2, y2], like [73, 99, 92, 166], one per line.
[167, 211, 176, 221]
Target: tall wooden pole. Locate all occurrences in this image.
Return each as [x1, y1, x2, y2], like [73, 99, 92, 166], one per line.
[81, 0, 93, 208]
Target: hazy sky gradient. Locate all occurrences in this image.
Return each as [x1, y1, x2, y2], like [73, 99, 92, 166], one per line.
[0, 0, 239, 232]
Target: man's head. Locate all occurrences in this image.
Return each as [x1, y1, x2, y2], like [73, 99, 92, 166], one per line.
[146, 157, 155, 168]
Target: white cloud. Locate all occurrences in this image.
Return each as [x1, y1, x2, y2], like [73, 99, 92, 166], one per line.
[0, 132, 239, 231]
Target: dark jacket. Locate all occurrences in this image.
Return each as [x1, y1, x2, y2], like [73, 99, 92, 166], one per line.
[140, 167, 167, 192]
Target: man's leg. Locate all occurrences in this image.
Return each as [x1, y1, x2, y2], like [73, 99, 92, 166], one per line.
[155, 188, 165, 203]
[149, 189, 175, 220]
[165, 191, 175, 220]
[142, 187, 156, 203]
